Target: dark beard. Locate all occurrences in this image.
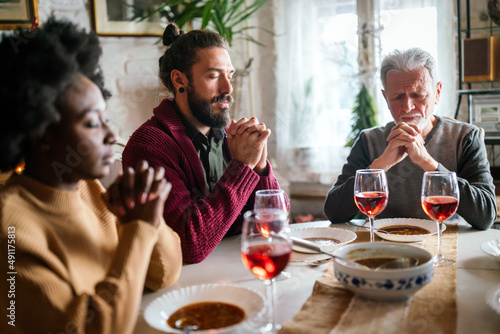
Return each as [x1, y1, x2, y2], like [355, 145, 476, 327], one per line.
[187, 85, 233, 128]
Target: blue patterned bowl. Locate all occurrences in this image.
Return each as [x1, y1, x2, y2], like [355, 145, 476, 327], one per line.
[333, 242, 433, 301]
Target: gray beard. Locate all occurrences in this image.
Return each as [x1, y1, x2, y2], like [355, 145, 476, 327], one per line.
[397, 116, 429, 131]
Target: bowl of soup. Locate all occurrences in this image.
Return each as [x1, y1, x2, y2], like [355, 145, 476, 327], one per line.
[144, 284, 265, 333]
[368, 218, 441, 243]
[333, 242, 434, 301]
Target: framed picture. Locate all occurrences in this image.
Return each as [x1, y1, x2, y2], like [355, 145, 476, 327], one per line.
[0, 0, 39, 30]
[92, 0, 167, 36]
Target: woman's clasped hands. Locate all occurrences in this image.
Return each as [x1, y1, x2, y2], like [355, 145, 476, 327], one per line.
[104, 160, 171, 228]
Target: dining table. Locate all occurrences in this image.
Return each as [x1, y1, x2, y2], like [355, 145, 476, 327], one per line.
[133, 219, 500, 333]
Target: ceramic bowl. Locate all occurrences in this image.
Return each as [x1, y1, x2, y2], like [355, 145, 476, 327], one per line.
[369, 218, 442, 243]
[144, 284, 265, 333]
[333, 242, 434, 301]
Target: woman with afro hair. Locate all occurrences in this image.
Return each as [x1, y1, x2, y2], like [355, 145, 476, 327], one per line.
[0, 18, 182, 333]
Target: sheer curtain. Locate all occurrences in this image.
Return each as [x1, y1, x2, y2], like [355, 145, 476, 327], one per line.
[274, 0, 359, 184]
[273, 0, 455, 185]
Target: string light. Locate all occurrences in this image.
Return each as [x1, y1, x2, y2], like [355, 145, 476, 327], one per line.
[15, 163, 25, 174]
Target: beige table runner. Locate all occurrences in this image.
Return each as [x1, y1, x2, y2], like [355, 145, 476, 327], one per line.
[280, 224, 458, 334]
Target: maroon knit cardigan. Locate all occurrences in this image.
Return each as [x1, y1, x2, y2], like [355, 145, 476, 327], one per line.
[122, 98, 286, 263]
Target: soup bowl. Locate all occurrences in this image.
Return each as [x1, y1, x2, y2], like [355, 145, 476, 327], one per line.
[333, 242, 434, 301]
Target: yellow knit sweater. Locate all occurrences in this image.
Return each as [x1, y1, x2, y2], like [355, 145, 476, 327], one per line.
[0, 175, 182, 333]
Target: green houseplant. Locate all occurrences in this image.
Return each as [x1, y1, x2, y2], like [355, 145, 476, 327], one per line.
[345, 85, 379, 147]
[139, 0, 270, 46]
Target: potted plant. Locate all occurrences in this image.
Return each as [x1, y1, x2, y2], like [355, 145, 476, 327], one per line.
[345, 85, 379, 147]
[139, 0, 271, 46]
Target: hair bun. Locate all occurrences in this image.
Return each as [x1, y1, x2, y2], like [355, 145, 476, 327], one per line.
[162, 23, 181, 46]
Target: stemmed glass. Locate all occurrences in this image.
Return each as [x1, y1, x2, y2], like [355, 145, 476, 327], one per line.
[254, 189, 290, 280]
[421, 171, 459, 267]
[241, 210, 292, 333]
[353, 169, 389, 242]
[254, 189, 288, 214]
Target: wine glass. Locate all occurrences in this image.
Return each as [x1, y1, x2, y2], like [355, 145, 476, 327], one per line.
[421, 171, 459, 267]
[254, 189, 287, 214]
[241, 210, 292, 333]
[254, 189, 291, 280]
[353, 169, 389, 242]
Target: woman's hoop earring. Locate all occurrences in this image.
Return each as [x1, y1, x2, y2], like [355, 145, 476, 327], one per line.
[179, 87, 185, 93]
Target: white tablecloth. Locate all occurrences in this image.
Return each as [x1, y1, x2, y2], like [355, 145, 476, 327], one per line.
[134, 221, 500, 333]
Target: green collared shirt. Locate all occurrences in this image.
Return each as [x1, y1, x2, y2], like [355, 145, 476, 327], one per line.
[173, 102, 228, 195]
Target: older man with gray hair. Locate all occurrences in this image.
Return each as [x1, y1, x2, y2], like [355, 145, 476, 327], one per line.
[324, 47, 496, 230]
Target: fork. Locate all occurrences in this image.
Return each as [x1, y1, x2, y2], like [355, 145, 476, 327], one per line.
[304, 258, 332, 266]
[290, 257, 332, 266]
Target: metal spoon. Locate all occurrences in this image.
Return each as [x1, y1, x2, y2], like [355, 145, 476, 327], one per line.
[304, 258, 332, 266]
[346, 221, 390, 234]
[175, 318, 199, 333]
[375, 257, 419, 270]
[289, 257, 333, 267]
[290, 236, 418, 270]
[347, 256, 419, 270]
[290, 236, 371, 270]
[290, 257, 332, 266]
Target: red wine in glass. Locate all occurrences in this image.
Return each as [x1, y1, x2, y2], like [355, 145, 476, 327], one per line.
[241, 210, 291, 333]
[421, 196, 458, 221]
[353, 169, 389, 242]
[254, 200, 291, 281]
[241, 241, 291, 280]
[421, 171, 459, 267]
[354, 192, 388, 216]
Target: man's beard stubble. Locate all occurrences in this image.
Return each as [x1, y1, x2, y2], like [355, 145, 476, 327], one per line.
[187, 84, 233, 129]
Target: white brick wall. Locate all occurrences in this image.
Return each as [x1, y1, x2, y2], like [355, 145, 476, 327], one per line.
[38, 0, 167, 143]
[34, 0, 294, 196]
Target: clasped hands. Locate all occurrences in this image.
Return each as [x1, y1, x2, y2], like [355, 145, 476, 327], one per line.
[371, 122, 438, 172]
[104, 160, 171, 228]
[227, 117, 270, 175]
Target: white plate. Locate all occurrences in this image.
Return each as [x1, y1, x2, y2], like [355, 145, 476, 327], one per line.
[486, 285, 500, 315]
[481, 239, 500, 263]
[290, 227, 357, 254]
[144, 284, 265, 333]
[366, 218, 443, 243]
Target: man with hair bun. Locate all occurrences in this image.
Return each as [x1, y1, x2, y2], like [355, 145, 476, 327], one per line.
[324, 47, 496, 230]
[123, 23, 287, 263]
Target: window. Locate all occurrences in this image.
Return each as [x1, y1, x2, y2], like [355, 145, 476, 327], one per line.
[376, 0, 439, 125]
[274, 0, 454, 184]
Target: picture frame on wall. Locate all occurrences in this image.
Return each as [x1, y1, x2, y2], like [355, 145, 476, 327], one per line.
[92, 0, 166, 36]
[0, 0, 39, 30]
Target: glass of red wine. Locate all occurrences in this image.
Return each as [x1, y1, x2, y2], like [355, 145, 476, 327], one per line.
[241, 210, 292, 333]
[354, 169, 389, 242]
[421, 171, 459, 267]
[254, 189, 290, 280]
